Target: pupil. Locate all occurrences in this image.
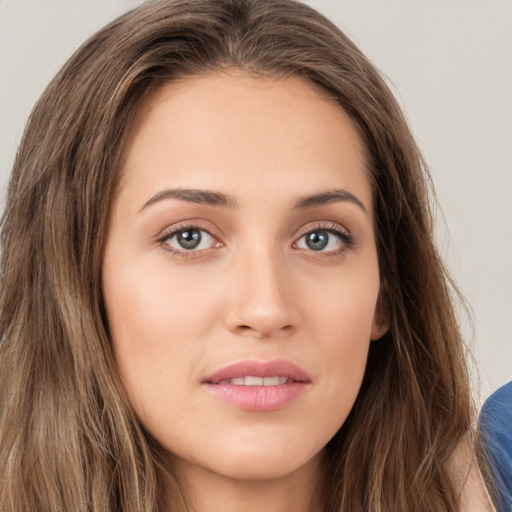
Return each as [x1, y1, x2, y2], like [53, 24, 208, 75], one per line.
[306, 231, 328, 250]
[177, 230, 201, 249]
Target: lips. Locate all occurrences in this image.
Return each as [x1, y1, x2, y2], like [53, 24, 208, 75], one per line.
[202, 359, 311, 411]
[204, 359, 311, 384]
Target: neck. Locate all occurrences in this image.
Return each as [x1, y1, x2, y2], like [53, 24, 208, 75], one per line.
[163, 452, 325, 512]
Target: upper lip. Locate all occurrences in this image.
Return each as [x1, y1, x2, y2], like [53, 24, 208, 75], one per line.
[203, 359, 311, 384]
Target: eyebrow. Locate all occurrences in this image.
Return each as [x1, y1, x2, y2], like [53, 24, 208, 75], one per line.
[293, 189, 367, 213]
[140, 188, 237, 211]
[140, 187, 366, 214]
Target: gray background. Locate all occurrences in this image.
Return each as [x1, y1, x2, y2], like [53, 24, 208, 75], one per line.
[1, 0, 511, 402]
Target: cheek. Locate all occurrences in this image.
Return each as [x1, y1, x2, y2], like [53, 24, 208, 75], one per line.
[104, 256, 218, 344]
[307, 258, 380, 345]
[305, 265, 379, 417]
[102, 260, 219, 415]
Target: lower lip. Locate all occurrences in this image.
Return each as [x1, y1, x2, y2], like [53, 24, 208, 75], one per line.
[203, 382, 309, 411]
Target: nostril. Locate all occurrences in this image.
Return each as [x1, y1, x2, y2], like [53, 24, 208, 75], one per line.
[235, 324, 295, 336]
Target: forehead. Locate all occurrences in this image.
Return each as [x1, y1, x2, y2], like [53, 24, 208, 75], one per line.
[119, 71, 372, 213]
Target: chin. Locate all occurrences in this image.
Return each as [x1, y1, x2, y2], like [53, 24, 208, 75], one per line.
[186, 432, 325, 483]
[231, 455, 307, 480]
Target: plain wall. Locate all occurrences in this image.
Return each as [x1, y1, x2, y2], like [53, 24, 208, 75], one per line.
[1, 0, 511, 401]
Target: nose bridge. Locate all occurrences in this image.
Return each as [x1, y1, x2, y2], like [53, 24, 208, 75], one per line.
[225, 237, 298, 338]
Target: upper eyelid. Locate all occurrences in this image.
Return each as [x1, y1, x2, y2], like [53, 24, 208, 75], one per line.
[156, 220, 220, 241]
[161, 226, 214, 241]
[293, 221, 351, 239]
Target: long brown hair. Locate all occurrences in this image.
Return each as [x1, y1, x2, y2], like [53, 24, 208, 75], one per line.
[0, 1, 473, 510]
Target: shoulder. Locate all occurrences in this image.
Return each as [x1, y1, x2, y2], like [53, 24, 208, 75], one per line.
[449, 436, 496, 512]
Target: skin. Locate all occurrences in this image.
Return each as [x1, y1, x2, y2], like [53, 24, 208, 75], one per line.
[102, 72, 387, 512]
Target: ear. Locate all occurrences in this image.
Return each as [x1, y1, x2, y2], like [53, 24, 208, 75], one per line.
[370, 316, 389, 341]
[371, 279, 390, 341]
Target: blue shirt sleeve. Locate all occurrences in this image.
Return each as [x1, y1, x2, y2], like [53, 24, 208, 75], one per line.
[480, 381, 512, 512]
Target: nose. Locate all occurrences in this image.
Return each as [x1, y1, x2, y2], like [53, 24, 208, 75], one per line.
[223, 246, 300, 339]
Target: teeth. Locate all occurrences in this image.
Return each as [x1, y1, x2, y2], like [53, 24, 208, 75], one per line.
[217, 376, 290, 386]
[245, 376, 263, 386]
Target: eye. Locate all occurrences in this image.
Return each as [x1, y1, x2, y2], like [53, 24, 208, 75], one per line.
[159, 226, 219, 254]
[295, 227, 353, 253]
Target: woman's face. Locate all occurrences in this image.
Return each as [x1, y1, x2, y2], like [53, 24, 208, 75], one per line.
[103, 72, 386, 485]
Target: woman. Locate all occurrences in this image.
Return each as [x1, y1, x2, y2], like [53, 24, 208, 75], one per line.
[0, 0, 495, 510]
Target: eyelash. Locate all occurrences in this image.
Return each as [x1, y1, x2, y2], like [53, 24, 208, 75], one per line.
[156, 222, 221, 259]
[294, 222, 355, 256]
[156, 222, 355, 259]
